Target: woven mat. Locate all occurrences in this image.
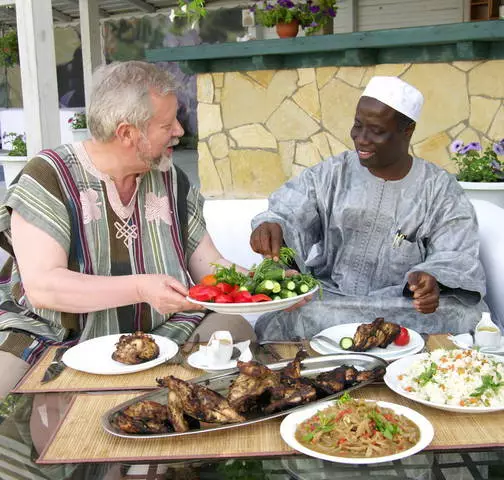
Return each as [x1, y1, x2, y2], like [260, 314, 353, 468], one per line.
[37, 380, 504, 464]
[12, 345, 202, 393]
[14, 334, 451, 394]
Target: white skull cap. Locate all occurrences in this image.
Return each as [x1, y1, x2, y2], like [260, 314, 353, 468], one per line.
[361, 76, 424, 122]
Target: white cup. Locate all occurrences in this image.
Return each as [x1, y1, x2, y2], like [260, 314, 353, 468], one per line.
[206, 330, 233, 366]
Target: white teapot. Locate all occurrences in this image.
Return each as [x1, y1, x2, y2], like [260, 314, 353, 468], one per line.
[474, 312, 501, 349]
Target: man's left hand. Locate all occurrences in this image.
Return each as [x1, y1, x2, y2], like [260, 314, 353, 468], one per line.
[407, 271, 440, 314]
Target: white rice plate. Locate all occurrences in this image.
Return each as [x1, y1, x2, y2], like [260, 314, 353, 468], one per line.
[398, 349, 504, 407]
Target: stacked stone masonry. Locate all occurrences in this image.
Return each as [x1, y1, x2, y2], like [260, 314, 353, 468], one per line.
[197, 61, 504, 198]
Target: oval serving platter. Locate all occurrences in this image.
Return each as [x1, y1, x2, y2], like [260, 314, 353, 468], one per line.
[101, 353, 387, 439]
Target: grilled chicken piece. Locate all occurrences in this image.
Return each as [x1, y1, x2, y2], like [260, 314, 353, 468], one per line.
[315, 366, 358, 394]
[280, 350, 308, 378]
[264, 382, 317, 414]
[112, 331, 160, 364]
[378, 321, 401, 348]
[116, 400, 171, 434]
[166, 390, 189, 432]
[355, 366, 386, 383]
[351, 318, 401, 351]
[157, 375, 245, 424]
[123, 400, 168, 420]
[352, 318, 383, 351]
[226, 360, 280, 413]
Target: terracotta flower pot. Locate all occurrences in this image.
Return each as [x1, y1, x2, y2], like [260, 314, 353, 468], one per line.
[276, 20, 300, 38]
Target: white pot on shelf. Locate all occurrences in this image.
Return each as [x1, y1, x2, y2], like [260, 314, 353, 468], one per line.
[0, 155, 28, 186]
[71, 128, 90, 142]
[458, 181, 504, 209]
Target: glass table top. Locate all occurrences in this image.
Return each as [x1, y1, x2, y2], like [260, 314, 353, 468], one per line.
[1, 392, 504, 480]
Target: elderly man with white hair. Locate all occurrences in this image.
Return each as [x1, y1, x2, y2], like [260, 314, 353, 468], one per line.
[0, 61, 256, 396]
[251, 76, 486, 341]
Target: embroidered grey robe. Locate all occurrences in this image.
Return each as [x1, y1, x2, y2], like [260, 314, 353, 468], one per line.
[252, 151, 486, 340]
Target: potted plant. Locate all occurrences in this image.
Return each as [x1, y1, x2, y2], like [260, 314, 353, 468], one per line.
[0, 30, 19, 68]
[250, 0, 337, 38]
[68, 112, 90, 142]
[0, 132, 28, 186]
[450, 139, 504, 208]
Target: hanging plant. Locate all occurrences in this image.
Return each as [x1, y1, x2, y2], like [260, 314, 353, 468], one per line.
[0, 30, 19, 68]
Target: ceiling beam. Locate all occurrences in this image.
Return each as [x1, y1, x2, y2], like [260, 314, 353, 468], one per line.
[124, 0, 156, 13]
[52, 8, 73, 23]
[66, 0, 109, 18]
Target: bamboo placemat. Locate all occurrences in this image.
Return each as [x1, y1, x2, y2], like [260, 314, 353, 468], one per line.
[37, 381, 504, 464]
[14, 334, 452, 394]
[12, 346, 202, 394]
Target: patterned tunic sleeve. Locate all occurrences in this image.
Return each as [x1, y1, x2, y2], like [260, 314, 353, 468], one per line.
[186, 184, 206, 258]
[0, 156, 71, 254]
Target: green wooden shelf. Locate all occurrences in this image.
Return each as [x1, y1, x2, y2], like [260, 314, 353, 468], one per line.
[146, 21, 504, 74]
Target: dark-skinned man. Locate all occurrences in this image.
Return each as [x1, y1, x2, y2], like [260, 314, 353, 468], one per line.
[250, 76, 486, 341]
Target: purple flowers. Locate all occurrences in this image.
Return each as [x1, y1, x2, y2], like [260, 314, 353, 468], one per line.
[277, 0, 295, 8]
[459, 142, 482, 154]
[493, 140, 504, 156]
[450, 139, 464, 153]
[253, 0, 337, 35]
[451, 138, 504, 182]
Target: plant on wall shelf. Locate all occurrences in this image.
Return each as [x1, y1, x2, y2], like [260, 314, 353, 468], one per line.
[68, 112, 87, 130]
[251, 0, 338, 36]
[175, 0, 208, 25]
[450, 139, 504, 182]
[0, 30, 19, 68]
[2, 132, 27, 157]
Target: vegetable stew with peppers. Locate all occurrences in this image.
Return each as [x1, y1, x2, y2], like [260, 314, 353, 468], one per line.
[189, 247, 321, 304]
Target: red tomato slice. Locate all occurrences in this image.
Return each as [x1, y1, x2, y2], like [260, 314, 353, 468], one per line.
[232, 291, 253, 303]
[188, 285, 221, 302]
[251, 294, 272, 302]
[216, 282, 235, 294]
[393, 327, 410, 346]
[215, 293, 234, 303]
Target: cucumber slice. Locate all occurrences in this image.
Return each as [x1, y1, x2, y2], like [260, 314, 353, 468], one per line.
[339, 337, 354, 350]
[280, 290, 297, 299]
[271, 281, 282, 293]
[282, 279, 296, 291]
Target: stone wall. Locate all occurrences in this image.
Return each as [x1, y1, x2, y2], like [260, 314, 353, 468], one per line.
[197, 60, 504, 198]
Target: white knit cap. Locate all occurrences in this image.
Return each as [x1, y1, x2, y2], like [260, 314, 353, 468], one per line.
[361, 76, 424, 122]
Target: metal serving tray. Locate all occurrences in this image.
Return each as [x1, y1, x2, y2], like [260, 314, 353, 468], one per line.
[102, 353, 387, 439]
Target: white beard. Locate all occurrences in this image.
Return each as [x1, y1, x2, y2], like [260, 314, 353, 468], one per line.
[153, 153, 173, 172]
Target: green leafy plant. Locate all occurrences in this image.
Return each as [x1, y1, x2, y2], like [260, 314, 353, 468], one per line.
[0, 30, 19, 68]
[0, 393, 22, 420]
[175, 0, 208, 25]
[2, 132, 27, 156]
[451, 139, 504, 182]
[68, 112, 87, 130]
[251, 0, 338, 36]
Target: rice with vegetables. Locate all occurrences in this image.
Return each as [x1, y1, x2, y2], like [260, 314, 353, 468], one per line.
[398, 349, 504, 407]
[295, 395, 420, 458]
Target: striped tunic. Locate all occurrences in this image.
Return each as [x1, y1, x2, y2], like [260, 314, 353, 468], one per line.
[0, 143, 206, 364]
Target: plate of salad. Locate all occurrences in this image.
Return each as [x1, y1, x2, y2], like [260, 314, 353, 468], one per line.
[187, 248, 320, 314]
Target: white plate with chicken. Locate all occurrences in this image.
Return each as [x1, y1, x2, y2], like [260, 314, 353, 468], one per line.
[310, 320, 424, 361]
[62, 333, 179, 375]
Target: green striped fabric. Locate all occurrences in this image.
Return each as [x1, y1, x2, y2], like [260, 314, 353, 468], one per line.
[0, 143, 208, 363]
